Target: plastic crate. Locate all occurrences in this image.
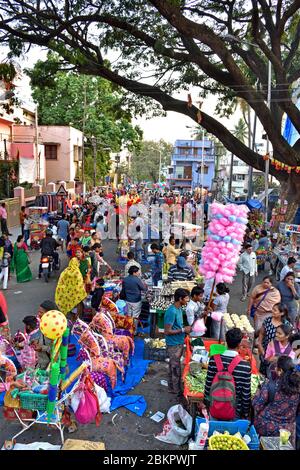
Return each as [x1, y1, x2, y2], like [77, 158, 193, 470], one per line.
[143, 342, 167, 361]
[19, 392, 48, 412]
[3, 406, 34, 421]
[195, 418, 259, 450]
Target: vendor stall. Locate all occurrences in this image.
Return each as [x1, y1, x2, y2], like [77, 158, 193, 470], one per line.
[270, 223, 300, 281]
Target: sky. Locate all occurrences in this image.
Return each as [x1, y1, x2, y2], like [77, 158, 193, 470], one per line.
[1, 45, 260, 147]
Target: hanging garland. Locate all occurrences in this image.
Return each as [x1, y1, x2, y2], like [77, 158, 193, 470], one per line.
[263, 153, 300, 174]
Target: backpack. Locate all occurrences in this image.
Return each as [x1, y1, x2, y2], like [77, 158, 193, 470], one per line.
[209, 354, 242, 420]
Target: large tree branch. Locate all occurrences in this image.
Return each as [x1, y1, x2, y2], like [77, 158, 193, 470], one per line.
[278, 0, 300, 36]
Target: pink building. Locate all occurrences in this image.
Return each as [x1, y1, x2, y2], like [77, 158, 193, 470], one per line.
[39, 125, 83, 184]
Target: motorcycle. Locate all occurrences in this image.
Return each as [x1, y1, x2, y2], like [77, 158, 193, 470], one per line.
[40, 255, 54, 283]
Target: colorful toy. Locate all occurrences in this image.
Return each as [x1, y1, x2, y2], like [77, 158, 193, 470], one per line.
[40, 310, 67, 340]
[200, 202, 249, 284]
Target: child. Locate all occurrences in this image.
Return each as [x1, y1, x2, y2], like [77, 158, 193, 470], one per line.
[265, 323, 295, 362]
[67, 237, 80, 259]
[186, 286, 207, 337]
[210, 282, 230, 340]
[91, 278, 105, 312]
[16, 316, 40, 370]
[79, 246, 92, 292]
[80, 230, 92, 248]
[0, 250, 11, 290]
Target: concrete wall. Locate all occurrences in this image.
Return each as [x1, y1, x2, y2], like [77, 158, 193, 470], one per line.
[40, 126, 83, 184]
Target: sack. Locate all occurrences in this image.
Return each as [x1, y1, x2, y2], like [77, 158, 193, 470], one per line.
[209, 354, 241, 420]
[74, 375, 101, 425]
[155, 404, 192, 445]
[94, 384, 111, 413]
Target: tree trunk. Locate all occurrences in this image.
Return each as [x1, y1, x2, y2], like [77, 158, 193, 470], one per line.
[279, 172, 300, 223]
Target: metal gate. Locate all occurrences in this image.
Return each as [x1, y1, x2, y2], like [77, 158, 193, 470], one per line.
[0, 197, 20, 228]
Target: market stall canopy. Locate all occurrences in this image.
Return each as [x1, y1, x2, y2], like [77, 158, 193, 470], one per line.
[172, 222, 203, 238]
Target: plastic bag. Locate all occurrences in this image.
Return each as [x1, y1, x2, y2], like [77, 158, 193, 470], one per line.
[155, 404, 192, 445]
[74, 376, 101, 425]
[94, 384, 111, 414]
[70, 389, 82, 414]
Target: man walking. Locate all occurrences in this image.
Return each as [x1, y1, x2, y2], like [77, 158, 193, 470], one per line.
[238, 244, 257, 302]
[150, 243, 164, 286]
[57, 214, 70, 252]
[0, 203, 12, 236]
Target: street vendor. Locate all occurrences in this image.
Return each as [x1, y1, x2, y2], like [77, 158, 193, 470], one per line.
[186, 286, 207, 337]
[164, 288, 191, 399]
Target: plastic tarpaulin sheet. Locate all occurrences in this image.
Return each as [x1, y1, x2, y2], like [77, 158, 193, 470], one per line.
[225, 198, 263, 211]
[283, 99, 300, 147]
[19, 156, 36, 183]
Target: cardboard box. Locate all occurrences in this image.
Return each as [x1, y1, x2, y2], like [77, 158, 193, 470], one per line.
[62, 439, 105, 451]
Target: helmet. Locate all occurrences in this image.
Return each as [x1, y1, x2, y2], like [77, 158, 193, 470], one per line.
[45, 229, 53, 236]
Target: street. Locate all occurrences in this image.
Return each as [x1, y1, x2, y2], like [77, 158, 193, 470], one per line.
[0, 234, 264, 450]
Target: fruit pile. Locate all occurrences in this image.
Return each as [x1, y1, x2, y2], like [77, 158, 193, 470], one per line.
[209, 433, 249, 450]
[223, 313, 254, 334]
[144, 338, 166, 349]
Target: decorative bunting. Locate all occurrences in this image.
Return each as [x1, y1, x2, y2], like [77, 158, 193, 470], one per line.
[263, 154, 300, 174]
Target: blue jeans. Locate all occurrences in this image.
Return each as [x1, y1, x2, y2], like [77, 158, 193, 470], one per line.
[24, 229, 30, 244]
[296, 414, 300, 439]
[152, 272, 162, 286]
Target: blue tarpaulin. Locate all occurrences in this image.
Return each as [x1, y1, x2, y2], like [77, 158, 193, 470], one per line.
[225, 198, 263, 211]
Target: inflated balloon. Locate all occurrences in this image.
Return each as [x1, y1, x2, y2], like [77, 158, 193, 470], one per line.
[40, 310, 67, 340]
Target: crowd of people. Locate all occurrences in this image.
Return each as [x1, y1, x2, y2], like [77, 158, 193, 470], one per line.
[0, 184, 300, 449]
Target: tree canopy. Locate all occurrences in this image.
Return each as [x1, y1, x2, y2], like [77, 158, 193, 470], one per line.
[1, 1, 300, 210]
[130, 139, 173, 182]
[27, 53, 143, 186]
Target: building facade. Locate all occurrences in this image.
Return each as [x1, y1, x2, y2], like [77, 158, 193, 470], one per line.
[167, 139, 215, 191]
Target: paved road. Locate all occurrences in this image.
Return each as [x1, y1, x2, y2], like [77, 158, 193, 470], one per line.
[0, 234, 267, 449]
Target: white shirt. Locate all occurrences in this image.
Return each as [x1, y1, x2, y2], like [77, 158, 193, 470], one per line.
[280, 264, 294, 281]
[186, 300, 204, 326]
[238, 251, 258, 276]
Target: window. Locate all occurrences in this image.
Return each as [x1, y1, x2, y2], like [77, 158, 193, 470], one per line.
[233, 174, 246, 181]
[73, 145, 79, 162]
[45, 144, 58, 160]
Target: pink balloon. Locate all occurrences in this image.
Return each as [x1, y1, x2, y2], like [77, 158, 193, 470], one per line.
[215, 273, 224, 283]
[223, 275, 232, 283]
[220, 218, 229, 227]
[206, 271, 215, 279]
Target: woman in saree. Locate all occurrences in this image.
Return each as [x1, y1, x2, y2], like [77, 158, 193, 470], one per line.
[55, 257, 87, 316]
[11, 235, 32, 283]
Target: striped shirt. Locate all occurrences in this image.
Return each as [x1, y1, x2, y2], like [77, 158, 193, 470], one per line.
[168, 265, 194, 282]
[204, 351, 251, 418]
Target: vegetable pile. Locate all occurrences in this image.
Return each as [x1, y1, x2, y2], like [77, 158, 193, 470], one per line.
[186, 367, 207, 393]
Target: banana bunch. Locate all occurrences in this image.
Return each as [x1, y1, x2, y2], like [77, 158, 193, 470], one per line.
[150, 338, 166, 349]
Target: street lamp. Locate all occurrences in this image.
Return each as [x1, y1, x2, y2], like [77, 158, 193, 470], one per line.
[224, 35, 271, 224]
[158, 149, 162, 184]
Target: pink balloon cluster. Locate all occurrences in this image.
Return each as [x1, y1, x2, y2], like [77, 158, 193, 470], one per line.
[199, 202, 249, 284]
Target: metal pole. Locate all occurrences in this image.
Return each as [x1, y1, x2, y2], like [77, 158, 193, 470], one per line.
[158, 150, 162, 184]
[92, 138, 97, 188]
[248, 104, 257, 198]
[35, 104, 39, 183]
[265, 60, 271, 225]
[228, 152, 234, 199]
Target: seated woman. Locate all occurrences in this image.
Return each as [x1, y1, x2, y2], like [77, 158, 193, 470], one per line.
[253, 355, 300, 447]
